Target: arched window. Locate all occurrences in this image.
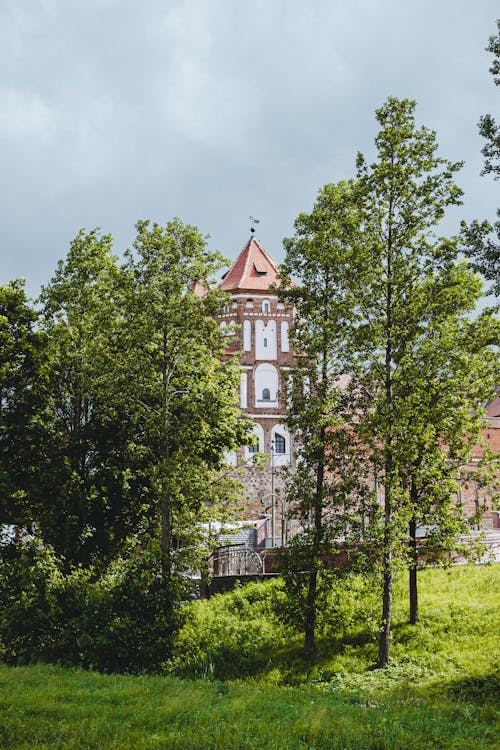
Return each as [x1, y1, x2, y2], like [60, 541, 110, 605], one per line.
[262, 299, 270, 313]
[274, 433, 286, 454]
[246, 298, 254, 309]
[240, 372, 248, 408]
[271, 424, 291, 466]
[243, 320, 251, 351]
[254, 363, 279, 406]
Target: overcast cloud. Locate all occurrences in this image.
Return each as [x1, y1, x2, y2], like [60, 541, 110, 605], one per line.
[1, 0, 498, 297]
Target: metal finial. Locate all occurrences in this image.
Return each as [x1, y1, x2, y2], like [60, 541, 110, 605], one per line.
[249, 216, 260, 234]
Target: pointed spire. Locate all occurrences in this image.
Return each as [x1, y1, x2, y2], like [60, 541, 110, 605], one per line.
[220, 238, 280, 292]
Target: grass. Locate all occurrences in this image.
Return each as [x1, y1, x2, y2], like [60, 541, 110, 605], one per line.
[0, 662, 498, 749]
[0, 564, 499, 749]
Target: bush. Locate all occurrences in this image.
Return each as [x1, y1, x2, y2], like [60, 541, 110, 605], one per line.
[0, 540, 185, 673]
[169, 579, 295, 679]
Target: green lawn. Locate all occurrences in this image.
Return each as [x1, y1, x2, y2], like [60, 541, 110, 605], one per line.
[0, 564, 499, 749]
[0, 661, 498, 749]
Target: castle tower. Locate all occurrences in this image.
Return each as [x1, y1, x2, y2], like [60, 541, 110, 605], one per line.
[215, 236, 295, 532]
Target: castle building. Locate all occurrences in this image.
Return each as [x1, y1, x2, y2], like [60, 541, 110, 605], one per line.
[211, 236, 499, 557]
[214, 236, 295, 544]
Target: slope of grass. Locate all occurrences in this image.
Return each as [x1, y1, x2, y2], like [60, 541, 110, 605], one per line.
[0, 565, 498, 749]
[170, 564, 500, 687]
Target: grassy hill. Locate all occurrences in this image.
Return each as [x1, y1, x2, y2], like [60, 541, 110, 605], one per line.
[0, 564, 498, 749]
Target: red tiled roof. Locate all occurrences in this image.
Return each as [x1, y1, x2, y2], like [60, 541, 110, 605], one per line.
[219, 238, 280, 292]
[191, 280, 209, 298]
[486, 396, 500, 418]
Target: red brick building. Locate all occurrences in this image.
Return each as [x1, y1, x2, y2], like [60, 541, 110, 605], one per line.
[213, 237, 499, 543]
[213, 236, 295, 544]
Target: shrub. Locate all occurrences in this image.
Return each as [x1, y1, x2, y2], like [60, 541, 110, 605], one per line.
[0, 540, 186, 673]
[169, 579, 295, 679]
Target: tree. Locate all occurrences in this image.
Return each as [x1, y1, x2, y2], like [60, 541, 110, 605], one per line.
[279, 182, 373, 653]
[35, 229, 143, 567]
[0, 280, 47, 530]
[118, 218, 250, 585]
[479, 19, 500, 180]
[353, 97, 497, 666]
[462, 19, 499, 296]
[386, 267, 499, 625]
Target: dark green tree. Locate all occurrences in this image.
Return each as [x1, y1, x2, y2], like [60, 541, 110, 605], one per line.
[0, 280, 48, 530]
[36, 229, 144, 567]
[462, 19, 499, 296]
[118, 218, 251, 584]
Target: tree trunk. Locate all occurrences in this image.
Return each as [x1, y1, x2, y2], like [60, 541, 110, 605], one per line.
[304, 424, 326, 654]
[377, 561, 392, 668]
[377, 491, 393, 668]
[377, 182, 394, 669]
[304, 565, 318, 652]
[409, 513, 419, 625]
[160, 328, 171, 579]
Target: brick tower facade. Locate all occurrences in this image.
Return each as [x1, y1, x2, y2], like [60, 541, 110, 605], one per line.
[215, 236, 295, 541]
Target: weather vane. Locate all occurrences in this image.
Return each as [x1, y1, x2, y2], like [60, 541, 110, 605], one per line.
[249, 216, 261, 234]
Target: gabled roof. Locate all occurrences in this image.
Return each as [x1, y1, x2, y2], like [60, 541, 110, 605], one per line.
[219, 238, 280, 292]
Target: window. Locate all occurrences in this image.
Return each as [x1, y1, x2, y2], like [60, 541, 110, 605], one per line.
[246, 299, 254, 309]
[262, 299, 270, 313]
[254, 363, 279, 406]
[255, 320, 277, 359]
[274, 433, 286, 454]
[248, 443, 259, 454]
[254, 261, 268, 276]
[243, 320, 251, 351]
[223, 304, 229, 314]
[271, 424, 291, 466]
[281, 321, 290, 352]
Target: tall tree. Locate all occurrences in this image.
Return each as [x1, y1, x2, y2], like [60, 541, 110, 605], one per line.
[36, 229, 142, 566]
[353, 98, 497, 666]
[279, 182, 373, 653]
[0, 281, 47, 530]
[462, 19, 499, 296]
[119, 219, 250, 584]
[387, 266, 499, 625]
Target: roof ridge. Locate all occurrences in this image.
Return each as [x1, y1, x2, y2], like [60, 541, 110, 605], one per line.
[240, 238, 254, 290]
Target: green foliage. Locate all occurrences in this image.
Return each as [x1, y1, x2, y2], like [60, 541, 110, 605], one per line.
[0, 539, 89, 665]
[462, 19, 500, 296]
[169, 579, 294, 680]
[0, 280, 48, 529]
[0, 539, 184, 674]
[169, 565, 499, 687]
[35, 229, 143, 567]
[479, 19, 500, 181]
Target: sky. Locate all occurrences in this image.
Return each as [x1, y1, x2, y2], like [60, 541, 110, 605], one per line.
[1, 0, 498, 298]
